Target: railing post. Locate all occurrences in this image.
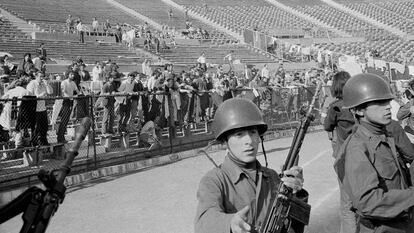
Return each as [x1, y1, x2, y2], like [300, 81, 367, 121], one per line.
[89, 94, 97, 169]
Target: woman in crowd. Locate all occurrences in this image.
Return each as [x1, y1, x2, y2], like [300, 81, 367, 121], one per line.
[17, 53, 34, 77]
[323, 71, 356, 233]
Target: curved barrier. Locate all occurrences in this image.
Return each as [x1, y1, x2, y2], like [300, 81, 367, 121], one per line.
[0, 84, 328, 191]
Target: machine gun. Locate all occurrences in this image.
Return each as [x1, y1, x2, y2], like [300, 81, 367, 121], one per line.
[258, 81, 323, 233]
[0, 117, 92, 233]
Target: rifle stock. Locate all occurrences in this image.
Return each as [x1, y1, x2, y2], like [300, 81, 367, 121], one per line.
[259, 82, 323, 233]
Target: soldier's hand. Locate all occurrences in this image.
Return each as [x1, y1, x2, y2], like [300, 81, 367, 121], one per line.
[230, 205, 251, 233]
[281, 166, 304, 193]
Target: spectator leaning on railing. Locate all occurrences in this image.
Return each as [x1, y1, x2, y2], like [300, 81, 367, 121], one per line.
[101, 73, 117, 135]
[26, 71, 53, 146]
[0, 79, 29, 148]
[56, 71, 79, 143]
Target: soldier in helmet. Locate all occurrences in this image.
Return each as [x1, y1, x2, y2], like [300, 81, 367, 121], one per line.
[335, 73, 414, 232]
[194, 98, 306, 233]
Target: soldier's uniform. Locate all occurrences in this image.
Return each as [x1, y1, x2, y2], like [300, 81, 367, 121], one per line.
[335, 74, 414, 233]
[194, 98, 307, 233]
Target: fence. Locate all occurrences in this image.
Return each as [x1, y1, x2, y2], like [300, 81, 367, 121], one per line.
[0, 84, 327, 190]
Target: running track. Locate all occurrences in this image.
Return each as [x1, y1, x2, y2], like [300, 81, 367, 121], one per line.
[1, 131, 340, 233]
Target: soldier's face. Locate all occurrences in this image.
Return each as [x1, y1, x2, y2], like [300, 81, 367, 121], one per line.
[358, 100, 392, 125]
[226, 127, 260, 163]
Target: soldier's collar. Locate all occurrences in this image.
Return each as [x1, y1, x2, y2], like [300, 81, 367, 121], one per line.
[356, 124, 389, 149]
[223, 153, 269, 184]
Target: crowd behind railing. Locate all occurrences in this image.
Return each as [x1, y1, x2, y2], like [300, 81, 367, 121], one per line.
[0, 52, 331, 157]
[1, 49, 410, 184]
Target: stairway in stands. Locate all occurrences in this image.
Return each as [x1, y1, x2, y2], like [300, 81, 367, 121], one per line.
[265, 0, 351, 38]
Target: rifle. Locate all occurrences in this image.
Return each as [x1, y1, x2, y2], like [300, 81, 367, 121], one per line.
[258, 81, 323, 233]
[0, 117, 92, 233]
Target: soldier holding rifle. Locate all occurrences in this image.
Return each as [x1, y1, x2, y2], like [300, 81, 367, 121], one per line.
[194, 98, 307, 233]
[335, 73, 414, 232]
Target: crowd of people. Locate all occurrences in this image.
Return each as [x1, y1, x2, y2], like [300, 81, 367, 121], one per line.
[0, 44, 336, 155]
[1, 41, 412, 165]
[2, 27, 414, 233]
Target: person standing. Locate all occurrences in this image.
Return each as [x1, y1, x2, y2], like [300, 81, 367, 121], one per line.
[101, 74, 117, 134]
[223, 50, 234, 71]
[57, 71, 79, 143]
[26, 71, 53, 146]
[141, 59, 152, 78]
[92, 61, 104, 82]
[0, 79, 29, 148]
[103, 19, 111, 36]
[323, 71, 357, 233]
[92, 17, 99, 33]
[36, 43, 47, 60]
[65, 63, 81, 88]
[66, 14, 74, 33]
[32, 52, 46, 74]
[197, 52, 207, 72]
[129, 72, 144, 132]
[78, 63, 91, 82]
[195, 98, 307, 233]
[115, 23, 122, 43]
[17, 53, 34, 77]
[261, 64, 269, 79]
[335, 73, 414, 232]
[117, 72, 136, 133]
[77, 20, 85, 44]
[168, 8, 173, 20]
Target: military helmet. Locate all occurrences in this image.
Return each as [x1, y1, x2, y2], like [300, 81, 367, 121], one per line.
[212, 98, 268, 142]
[342, 73, 394, 109]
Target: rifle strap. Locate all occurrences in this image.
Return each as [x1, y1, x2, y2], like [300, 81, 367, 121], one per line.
[260, 136, 268, 167]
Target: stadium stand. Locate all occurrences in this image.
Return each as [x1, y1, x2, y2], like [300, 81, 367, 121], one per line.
[154, 44, 275, 66]
[294, 4, 396, 40]
[0, 17, 29, 39]
[375, 0, 414, 23]
[0, 39, 144, 65]
[345, 1, 414, 34]
[0, 0, 148, 33]
[116, 0, 234, 43]
[183, 4, 338, 38]
[173, 0, 269, 7]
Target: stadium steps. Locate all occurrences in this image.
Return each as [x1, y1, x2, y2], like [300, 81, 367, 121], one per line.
[105, 0, 164, 32]
[161, 0, 243, 42]
[0, 5, 42, 37]
[264, 0, 351, 38]
[320, 0, 406, 38]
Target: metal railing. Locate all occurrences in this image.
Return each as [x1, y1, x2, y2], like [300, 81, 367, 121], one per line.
[0, 85, 326, 190]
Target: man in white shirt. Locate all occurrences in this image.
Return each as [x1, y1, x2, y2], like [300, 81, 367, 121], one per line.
[261, 64, 269, 79]
[223, 50, 234, 71]
[197, 52, 207, 71]
[26, 71, 53, 145]
[77, 21, 85, 44]
[92, 17, 99, 33]
[141, 59, 152, 78]
[56, 71, 79, 143]
[147, 70, 161, 92]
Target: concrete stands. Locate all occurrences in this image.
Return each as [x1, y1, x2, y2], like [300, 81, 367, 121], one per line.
[0, 0, 147, 33]
[345, 1, 414, 34]
[294, 4, 396, 40]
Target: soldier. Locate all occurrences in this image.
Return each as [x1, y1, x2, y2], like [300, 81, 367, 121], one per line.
[194, 98, 307, 233]
[335, 73, 414, 232]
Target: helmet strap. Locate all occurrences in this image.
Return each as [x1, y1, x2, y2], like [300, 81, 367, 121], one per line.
[198, 140, 220, 168]
[260, 136, 268, 167]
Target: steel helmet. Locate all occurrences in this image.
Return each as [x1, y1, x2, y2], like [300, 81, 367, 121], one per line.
[212, 98, 268, 142]
[342, 73, 394, 109]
